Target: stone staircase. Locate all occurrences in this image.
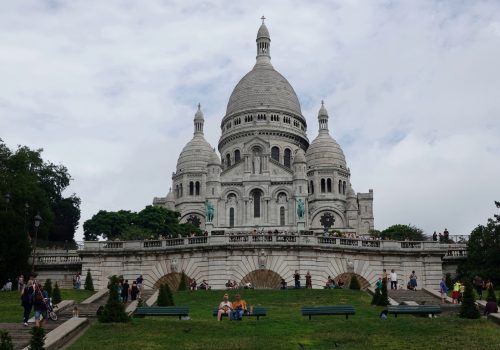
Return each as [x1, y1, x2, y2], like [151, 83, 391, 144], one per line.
[388, 289, 461, 315]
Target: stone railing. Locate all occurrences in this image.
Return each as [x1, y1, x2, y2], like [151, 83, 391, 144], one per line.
[35, 251, 82, 265]
[81, 235, 448, 254]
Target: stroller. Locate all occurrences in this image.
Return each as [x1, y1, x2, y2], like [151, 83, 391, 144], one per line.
[33, 287, 58, 321]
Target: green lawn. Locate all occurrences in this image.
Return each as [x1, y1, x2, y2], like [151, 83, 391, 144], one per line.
[0, 289, 94, 323]
[69, 289, 500, 350]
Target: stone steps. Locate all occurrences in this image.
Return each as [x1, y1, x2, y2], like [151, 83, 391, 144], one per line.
[0, 317, 67, 350]
[388, 290, 441, 305]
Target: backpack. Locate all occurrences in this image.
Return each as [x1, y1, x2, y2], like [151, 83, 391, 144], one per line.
[34, 291, 44, 304]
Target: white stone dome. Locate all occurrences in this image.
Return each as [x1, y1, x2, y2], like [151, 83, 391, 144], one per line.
[176, 135, 214, 173]
[293, 148, 306, 164]
[208, 148, 221, 166]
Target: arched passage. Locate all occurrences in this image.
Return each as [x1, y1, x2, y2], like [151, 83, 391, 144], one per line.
[154, 272, 192, 291]
[334, 273, 370, 290]
[241, 269, 282, 289]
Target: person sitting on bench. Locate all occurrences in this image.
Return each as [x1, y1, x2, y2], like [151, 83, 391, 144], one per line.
[230, 294, 247, 320]
[217, 294, 233, 321]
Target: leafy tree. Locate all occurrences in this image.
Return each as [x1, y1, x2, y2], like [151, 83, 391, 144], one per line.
[28, 327, 45, 350]
[157, 284, 174, 306]
[43, 279, 52, 298]
[377, 279, 389, 306]
[0, 330, 14, 350]
[99, 276, 129, 323]
[373, 224, 426, 241]
[349, 275, 361, 290]
[178, 271, 188, 291]
[486, 285, 497, 303]
[0, 211, 30, 287]
[460, 281, 480, 319]
[52, 282, 62, 305]
[84, 269, 94, 291]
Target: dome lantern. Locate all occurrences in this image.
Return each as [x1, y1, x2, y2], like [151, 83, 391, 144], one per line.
[194, 103, 204, 135]
[256, 16, 271, 65]
[318, 100, 329, 133]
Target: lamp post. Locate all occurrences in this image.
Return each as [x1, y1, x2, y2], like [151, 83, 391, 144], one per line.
[31, 213, 42, 273]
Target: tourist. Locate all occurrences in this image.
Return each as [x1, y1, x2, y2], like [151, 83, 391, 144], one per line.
[294, 270, 301, 289]
[390, 269, 398, 290]
[1, 279, 12, 291]
[484, 297, 498, 316]
[217, 294, 233, 321]
[73, 272, 81, 289]
[439, 278, 448, 303]
[337, 277, 345, 288]
[190, 279, 197, 291]
[280, 278, 287, 290]
[459, 281, 465, 303]
[33, 283, 48, 328]
[130, 281, 139, 301]
[230, 294, 247, 320]
[432, 231, 437, 241]
[305, 271, 312, 289]
[375, 277, 383, 291]
[409, 271, 417, 291]
[199, 280, 210, 290]
[382, 269, 389, 285]
[452, 281, 461, 304]
[17, 274, 25, 292]
[325, 276, 335, 289]
[121, 280, 130, 303]
[136, 275, 144, 291]
[21, 280, 34, 326]
[473, 275, 483, 299]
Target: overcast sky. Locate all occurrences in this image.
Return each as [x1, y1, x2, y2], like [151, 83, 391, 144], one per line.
[1, 0, 500, 241]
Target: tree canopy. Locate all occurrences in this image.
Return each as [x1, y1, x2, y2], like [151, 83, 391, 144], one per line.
[83, 205, 201, 241]
[370, 224, 426, 241]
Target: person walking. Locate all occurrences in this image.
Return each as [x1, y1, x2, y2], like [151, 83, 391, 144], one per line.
[294, 270, 301, 289]
[409, 271, 418, 291]
[439, 278, 449, 303]
[390, 270, 398, 290]
[130, 281, 139, 301]
[21, 280, 34, 326]
[33, 283, 48, 328]
[121, 280, 130, 303]
[305, 271, 312, 289]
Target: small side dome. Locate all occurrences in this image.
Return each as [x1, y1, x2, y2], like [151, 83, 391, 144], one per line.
[166, 188, 175, 202]
[306, 133, 347, 169]
[346, 185, 356, 198]
[293, 148, 306, 164]
[208, 148, 221, 166]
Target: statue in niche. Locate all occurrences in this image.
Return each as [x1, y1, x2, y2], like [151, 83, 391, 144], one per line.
[258, 249, 267, 269]
[252, 148, 261, 174]
[296, 198, 305, 220]
[206, 201, 214, 223]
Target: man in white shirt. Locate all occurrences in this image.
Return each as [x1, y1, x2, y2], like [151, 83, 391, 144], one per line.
[217, 294, 233, 321]
[390, 270, 398, 290]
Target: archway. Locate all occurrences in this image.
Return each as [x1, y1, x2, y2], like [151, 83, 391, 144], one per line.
[154, 272, 192, 291]
[241, 269, 282, 289]
[334, 273, 370, 290]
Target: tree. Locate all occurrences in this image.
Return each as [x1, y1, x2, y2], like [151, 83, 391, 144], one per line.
[52, 282, 62, 305]
[178, 271, 188, 291]
[0, 211, 30, 287]
[43, 279, 52, 298]
[375, 224, 426, 241]
[377, 279, 389, 306]
[28, 327, 45, 350]
[84, 270, 94, 292]
[349, 275, 361, 290]
[157, 284, 174, 306]
[0, 330, 14, 350]
[459, 281, 480, 319]
[98, 276, 129, 323]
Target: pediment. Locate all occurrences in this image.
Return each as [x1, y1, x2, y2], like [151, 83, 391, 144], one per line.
[221, 161, 245, 180]
[243, 135, 270, 154]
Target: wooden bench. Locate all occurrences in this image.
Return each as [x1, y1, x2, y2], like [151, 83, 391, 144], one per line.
[212, 307, 267, 320]
[387, 305, 441, 318]
[301, 305, 356, 320]
[134, 306, 189, 320]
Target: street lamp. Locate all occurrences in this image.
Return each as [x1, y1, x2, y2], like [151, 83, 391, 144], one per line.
[31, 213, 42, 273]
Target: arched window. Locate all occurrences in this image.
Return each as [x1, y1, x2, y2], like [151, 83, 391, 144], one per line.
[343, 181, 346, 195]
[189, 181, 194, 196]
[310, 180, 314, 194]
[179, 184, 183, 197]
[229, 208, 235, 227]
[212, 187, 215, 195]
[176, 185, 179, 198]
[226, 154, 231, 167]
[271, 146, 280, 162]
[327, 179, 332, 193]
[280, 206, 285, 226]
[252, 189, 262, 218]
[234, 149, 241, 163]
[321, 179, 326, 193]
[338, 180, 342, 194]
[195, 181, 200, 196]
[284, 148, 291, 167]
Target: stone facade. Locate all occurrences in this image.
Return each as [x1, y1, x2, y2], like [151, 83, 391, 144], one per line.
[153, 20, 374, 235]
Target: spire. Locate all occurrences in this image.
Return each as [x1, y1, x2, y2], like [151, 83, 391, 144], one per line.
[194, 103, 204, 135]
[318, 100, 329, 133]
[256, 16, 271, 65]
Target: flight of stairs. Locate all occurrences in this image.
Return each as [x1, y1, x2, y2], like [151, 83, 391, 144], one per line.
[388, 289, 460, 315]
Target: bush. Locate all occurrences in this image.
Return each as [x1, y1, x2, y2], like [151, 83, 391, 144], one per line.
[0, 330, 14, 350]
[377, 279, 389, 306]
[445, 273, 453, 291]
[84, 269, 94, 291]
[178, 271, 188, 291]
[43, 279, 52, 298]
[98, 276, 129, 323]
[52, 282, 62, 305]
[371, 287, 381, 305]
[486, 285, 497, 303]
[29, 327, 45, 350]
[460, 281, 480, 319]
[157, 284, 174, 306]
[349, 275, 360, 290]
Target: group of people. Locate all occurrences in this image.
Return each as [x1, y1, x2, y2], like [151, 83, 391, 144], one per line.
[16, 276, 51, 328]
[216, 293, 251, 321]
[112, 275, 143, 303]
[189, 279, 211, 291]
[432, 228, 450, 243]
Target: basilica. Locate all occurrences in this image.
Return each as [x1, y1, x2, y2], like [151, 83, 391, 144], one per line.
[153, 20, 374, 235]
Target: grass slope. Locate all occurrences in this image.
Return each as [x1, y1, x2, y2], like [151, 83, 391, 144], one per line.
[69, 289, 500, 350]
[0, 289, 94, 323]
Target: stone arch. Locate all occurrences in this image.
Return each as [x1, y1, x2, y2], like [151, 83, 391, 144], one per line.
[154, 272, 193, 291]
[244, 185, 267, 198]
[270, 186, 291, 199]
[241, 269, 282, 289]
[334, 272, 370, 290]
[180, 210, 205, 223]
[221, 187, 243, 200]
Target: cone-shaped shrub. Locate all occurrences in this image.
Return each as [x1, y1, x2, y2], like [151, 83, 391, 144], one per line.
[487, 285, 498, 303]
[178, 271, 188, 291]
[43, 279, 52, 298]
[157, 284, 174, 306]
[349, 275, 361, 290]
[371, 287, 381, 305]
[84, 269, 94, 292]
[29, 327, 45, 350]
[0, 330, 14, 350]
[460, 281, 480, 319]
[52, 282, 62, 305]
[377, 279, 389, 306]
[98, 276, 129, 323]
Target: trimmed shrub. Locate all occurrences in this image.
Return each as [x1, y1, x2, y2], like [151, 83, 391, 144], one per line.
[52, 282, 62, 305]
[84, 269, 94, 292]
[349, 275, 361, 290]
[445, 273, 453, 291]
[29, 327, 45, 350]
[460, 281, 480, 319]
[157, 284, 174, 306]
[377, 279, 389, 306]
[486, 285, 497, 303]
[371, 287, 381, 305]
[178, 271, 188, 291]
[98, 276, 129, 323]
[43, 279, 52, 298]
[0, 330, 14, 350]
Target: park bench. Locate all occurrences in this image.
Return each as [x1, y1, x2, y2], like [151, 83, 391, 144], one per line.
[301, 305, 356, 320]
[212, 307, 267, 320]
[134, 306, 189, 320]
[387, 305, 441, 318]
